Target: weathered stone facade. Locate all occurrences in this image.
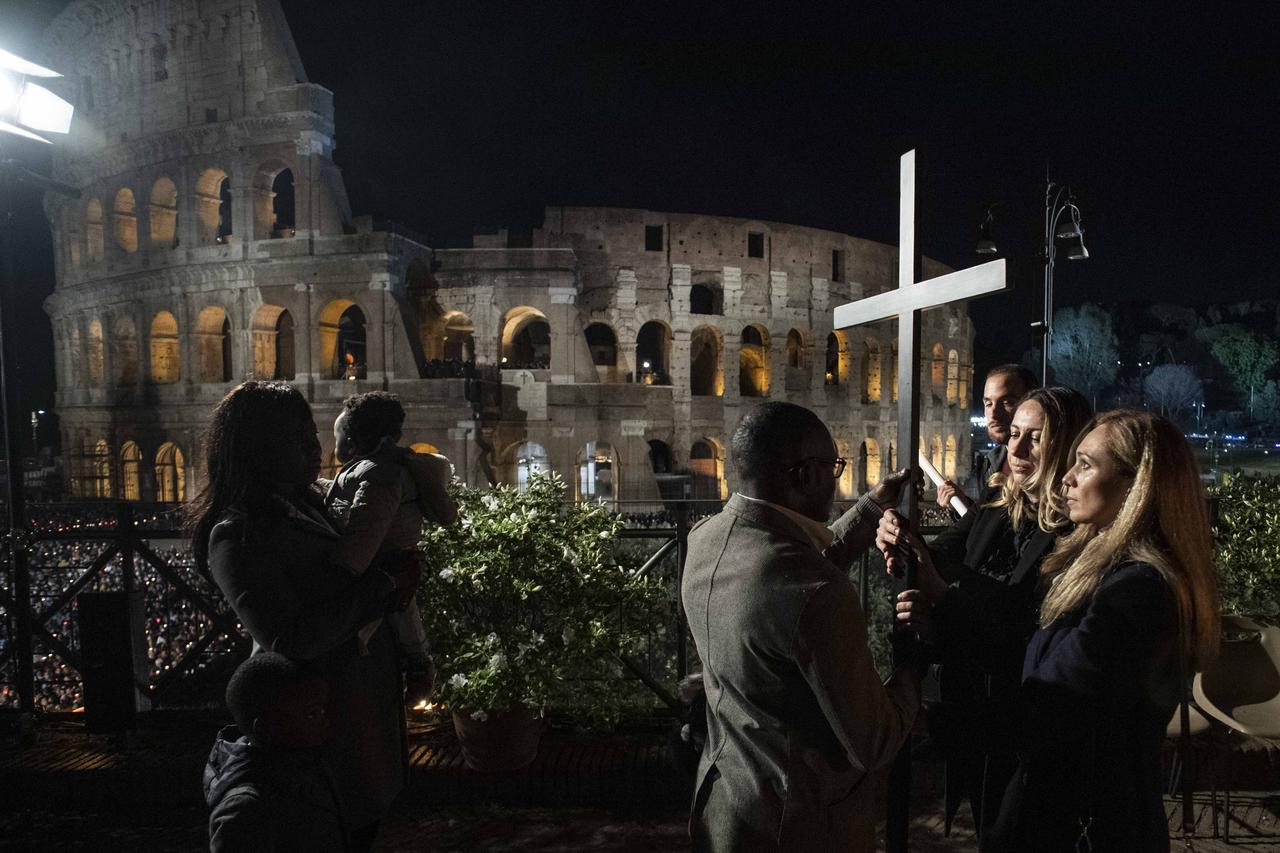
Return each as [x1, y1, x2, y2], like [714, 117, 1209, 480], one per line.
[40, 0, 974, 505]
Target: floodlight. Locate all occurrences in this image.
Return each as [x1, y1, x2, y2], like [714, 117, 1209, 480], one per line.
[0, 49, 74, 143]
[16, 82, 73, 134]
[0, 48, 62, 78]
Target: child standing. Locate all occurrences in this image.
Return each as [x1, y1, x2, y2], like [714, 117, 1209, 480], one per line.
[327, 391, 456, 697]
[205, 653, 347, 852]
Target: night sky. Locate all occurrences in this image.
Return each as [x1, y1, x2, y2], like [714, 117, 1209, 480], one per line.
[4, 1, 1279, 426]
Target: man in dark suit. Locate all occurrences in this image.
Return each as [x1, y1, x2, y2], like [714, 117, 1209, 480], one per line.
[682, 402, 924, 852]
[937, 364, 1039, 511]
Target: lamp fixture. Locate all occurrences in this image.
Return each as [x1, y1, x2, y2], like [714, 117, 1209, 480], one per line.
[0, 49, 74, 143]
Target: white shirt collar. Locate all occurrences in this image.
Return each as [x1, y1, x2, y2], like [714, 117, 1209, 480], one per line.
[736, 493, 835, 552]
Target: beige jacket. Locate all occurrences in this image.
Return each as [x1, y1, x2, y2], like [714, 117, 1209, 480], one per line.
[681, 494, 921, 852]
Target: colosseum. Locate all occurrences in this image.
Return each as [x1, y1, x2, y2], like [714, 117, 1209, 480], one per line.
[39, 0, 975, 507]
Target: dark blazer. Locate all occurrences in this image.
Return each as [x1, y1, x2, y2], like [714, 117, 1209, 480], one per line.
[682, 494, 920, 853]
[207, 493, 406, 831]
[985, 561, 1180, 853]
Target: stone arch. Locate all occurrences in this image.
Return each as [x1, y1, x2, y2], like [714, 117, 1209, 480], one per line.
[111, 315, 140, 386]
[689, 437, 725, 501]
[86, 197, 104, 262]
[690, 283, 722, 315]
[89, 438, 113, 498]
[860, 337, 880, 401]
[112, 188, 138, 252]
[501, 307, 551, 369]
[120, 441, 142, 500]
[149, 310, 180, 383]
[584, 322, 618, 366]
[195, 167, 232, 244]
[251, 304, 296, 380]
[739, 324, 770, 397]
[945, 434, 958, 479]
[825, 331, 851, 387]
[318, 299, 367, 380]
[87, 319, 106, 386]
[636, 320, 671, 385]
[507, 440, 551, 490]
[931, 434, 944, 475]
[690, 326, 723, 397]
[148, 177, 178, 248]
[252, 159, 296, 239]
[195, 305, 232, 382]
[931, 342, 945, 390]
[577, 441, 615, 503]
[442, 311, 474, 363]
[860, 438, 881, 491]
[946, 349, 959, 404]
[648, 439, 674, 474]
[155, 441, 186, 502]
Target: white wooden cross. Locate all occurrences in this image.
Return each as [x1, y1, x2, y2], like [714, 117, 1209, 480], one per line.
[833, 150, 1007, 530]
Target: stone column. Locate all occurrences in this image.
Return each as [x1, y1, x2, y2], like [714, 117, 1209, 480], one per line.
[471, 285, 499, 366]
[670, 328, 693, 471]
[722, 267, 743, 315]
[548, 286, 578, 384]
[293, 283, 315, 395]
[368, 272, 393, 387]
[769, 270, 788, 317]
[670, 263, 691, 315]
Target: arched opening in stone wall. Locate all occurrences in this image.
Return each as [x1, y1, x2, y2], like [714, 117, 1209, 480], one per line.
[690, 284, 721, 315]
[577, 441, 615, 504]
[149, 177, 178, 248]
[196, 168, 231, 244]
[739, 324, 770, 397]
[111, 316, 139, 386]
[149, 311, 180, 383]
[946, 349, 959, 405]
[690, 326, 723, 397]
[86, 198, 104, 262]
[945, 435, 957, 479]
[442, 312, 475, 363]
[318, 299, 367, 380]
[931, 342, 945, 392]
[785, 329, 808, 397]
[501, 307, 551, 370]
[689, 438, 725, 501]
[584, 323, 618, 366]
[410, 442, 440, 455]
[635, 321, 670, 385]
[120, 441, 141, 500]
[931, 434, 944, 475]
[511, 440, 551, 491]
[825, 332, 849, 387]
[87, 319, 105, 386]
[860, 337, 880, 401]
[272, 169, 295, 235]
[860, 438, 881, 491]
[155, 442, 186, 502]
[196, 306, 233, 382]
[112, 188, 138, 252]
[648, 439, 673, 474]
[91, 438, 113, 499]
[251, 305, 296, 380]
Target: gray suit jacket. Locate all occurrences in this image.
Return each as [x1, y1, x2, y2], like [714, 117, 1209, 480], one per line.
[682, 494, 921, 852]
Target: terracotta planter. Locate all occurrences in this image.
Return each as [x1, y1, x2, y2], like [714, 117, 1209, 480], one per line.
[452, 705, 544, 772]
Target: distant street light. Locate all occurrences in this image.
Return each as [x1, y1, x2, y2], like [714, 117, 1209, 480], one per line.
[0, 47, 76, 718]
[977, 177, 1092, 380]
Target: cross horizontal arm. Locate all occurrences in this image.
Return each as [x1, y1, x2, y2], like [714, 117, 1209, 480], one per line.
[833, 258, 1007, 330]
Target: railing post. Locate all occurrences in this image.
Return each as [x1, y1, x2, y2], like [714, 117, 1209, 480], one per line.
[10, 527, 34, 714]
[119, 503, 135, 596]
[675, 501, 690, 680]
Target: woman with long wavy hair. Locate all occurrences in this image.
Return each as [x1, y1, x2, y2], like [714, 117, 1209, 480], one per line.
[188, 381, 417, 852]
[917, 409, 1219, 851]
[877, 385, 1092, 833]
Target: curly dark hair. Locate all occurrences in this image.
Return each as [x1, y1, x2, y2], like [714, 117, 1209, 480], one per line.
[341, 391, 406, 450]
[184, 381, 315, 573]
[225, 652, 320, 733]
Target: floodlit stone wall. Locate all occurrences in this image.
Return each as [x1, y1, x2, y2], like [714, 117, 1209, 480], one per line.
[39, 0, 975, 505]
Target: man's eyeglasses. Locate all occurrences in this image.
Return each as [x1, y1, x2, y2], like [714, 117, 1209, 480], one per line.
[789, 457, 848, 478]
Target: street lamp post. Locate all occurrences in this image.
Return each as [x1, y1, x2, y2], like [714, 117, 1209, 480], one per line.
[976, 177, 1091, 381]
[0, 48, 76, 716]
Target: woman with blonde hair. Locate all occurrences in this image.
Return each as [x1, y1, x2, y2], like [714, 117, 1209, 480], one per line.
[920, 409, 1220, 852]
[876, 385, 1092, 833]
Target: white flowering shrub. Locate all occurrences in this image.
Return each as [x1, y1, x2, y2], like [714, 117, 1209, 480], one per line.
[419, 472, 666, 729]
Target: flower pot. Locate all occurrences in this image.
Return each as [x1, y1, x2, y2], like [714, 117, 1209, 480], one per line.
[452, 705, 544, 772]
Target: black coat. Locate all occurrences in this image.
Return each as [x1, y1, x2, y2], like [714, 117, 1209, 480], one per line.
[982, 561, 1180, 853]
